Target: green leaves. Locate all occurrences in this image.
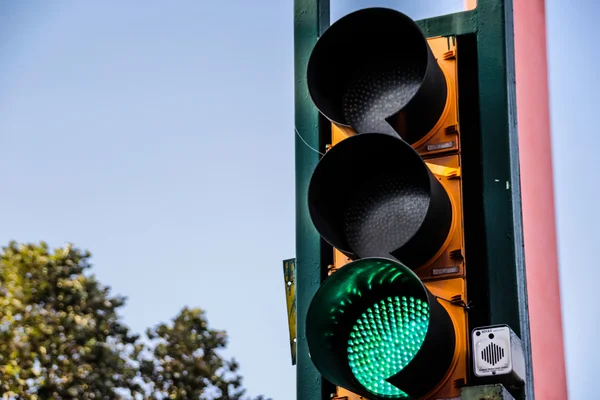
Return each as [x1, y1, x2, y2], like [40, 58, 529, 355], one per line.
[0, 242, 270, 400]
[139, 307, 249, 400]
[0, 241, 139, 399]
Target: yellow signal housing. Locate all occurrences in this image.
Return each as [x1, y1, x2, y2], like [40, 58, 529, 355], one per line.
[327, 35, 469, 400]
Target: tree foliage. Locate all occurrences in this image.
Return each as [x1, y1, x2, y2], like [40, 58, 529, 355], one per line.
[0, 242, 269, 400]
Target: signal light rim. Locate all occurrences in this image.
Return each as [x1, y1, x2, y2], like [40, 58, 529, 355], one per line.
[409, 64, 454, 149]
[410, 172, 459, 274]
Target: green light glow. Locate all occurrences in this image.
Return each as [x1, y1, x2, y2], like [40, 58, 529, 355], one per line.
[347, 296, 429, 398]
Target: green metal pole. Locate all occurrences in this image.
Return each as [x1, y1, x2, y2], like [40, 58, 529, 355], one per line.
[474, 0, 530, 348]
[294, 0, 329, 399]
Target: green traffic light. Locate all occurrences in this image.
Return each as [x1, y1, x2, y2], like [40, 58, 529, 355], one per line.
[348, 296, 429, 397]
[306, 257, 444, 399]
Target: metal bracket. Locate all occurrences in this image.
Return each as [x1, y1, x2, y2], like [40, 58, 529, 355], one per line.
[461, 384, 515, 400]
[282, 258, 297, 365]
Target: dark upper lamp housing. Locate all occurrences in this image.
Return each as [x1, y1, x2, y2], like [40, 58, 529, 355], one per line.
[307, 7, 448, 144]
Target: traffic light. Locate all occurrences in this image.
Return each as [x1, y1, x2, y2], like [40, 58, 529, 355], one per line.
[304, 8, 469, 400]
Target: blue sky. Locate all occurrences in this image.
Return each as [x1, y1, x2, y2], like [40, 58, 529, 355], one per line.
[0, 1, 596, 399]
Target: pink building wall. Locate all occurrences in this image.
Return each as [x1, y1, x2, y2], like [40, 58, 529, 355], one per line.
[513, 0, 568, 397]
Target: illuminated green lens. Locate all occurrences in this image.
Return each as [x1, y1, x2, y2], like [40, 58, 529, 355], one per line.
[347, 296, 429, 398]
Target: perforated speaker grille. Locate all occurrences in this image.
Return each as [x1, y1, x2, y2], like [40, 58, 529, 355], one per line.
[482, 342, 505, 366]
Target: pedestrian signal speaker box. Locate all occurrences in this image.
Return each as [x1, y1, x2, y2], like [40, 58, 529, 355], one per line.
[472, 325, 526, 389]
